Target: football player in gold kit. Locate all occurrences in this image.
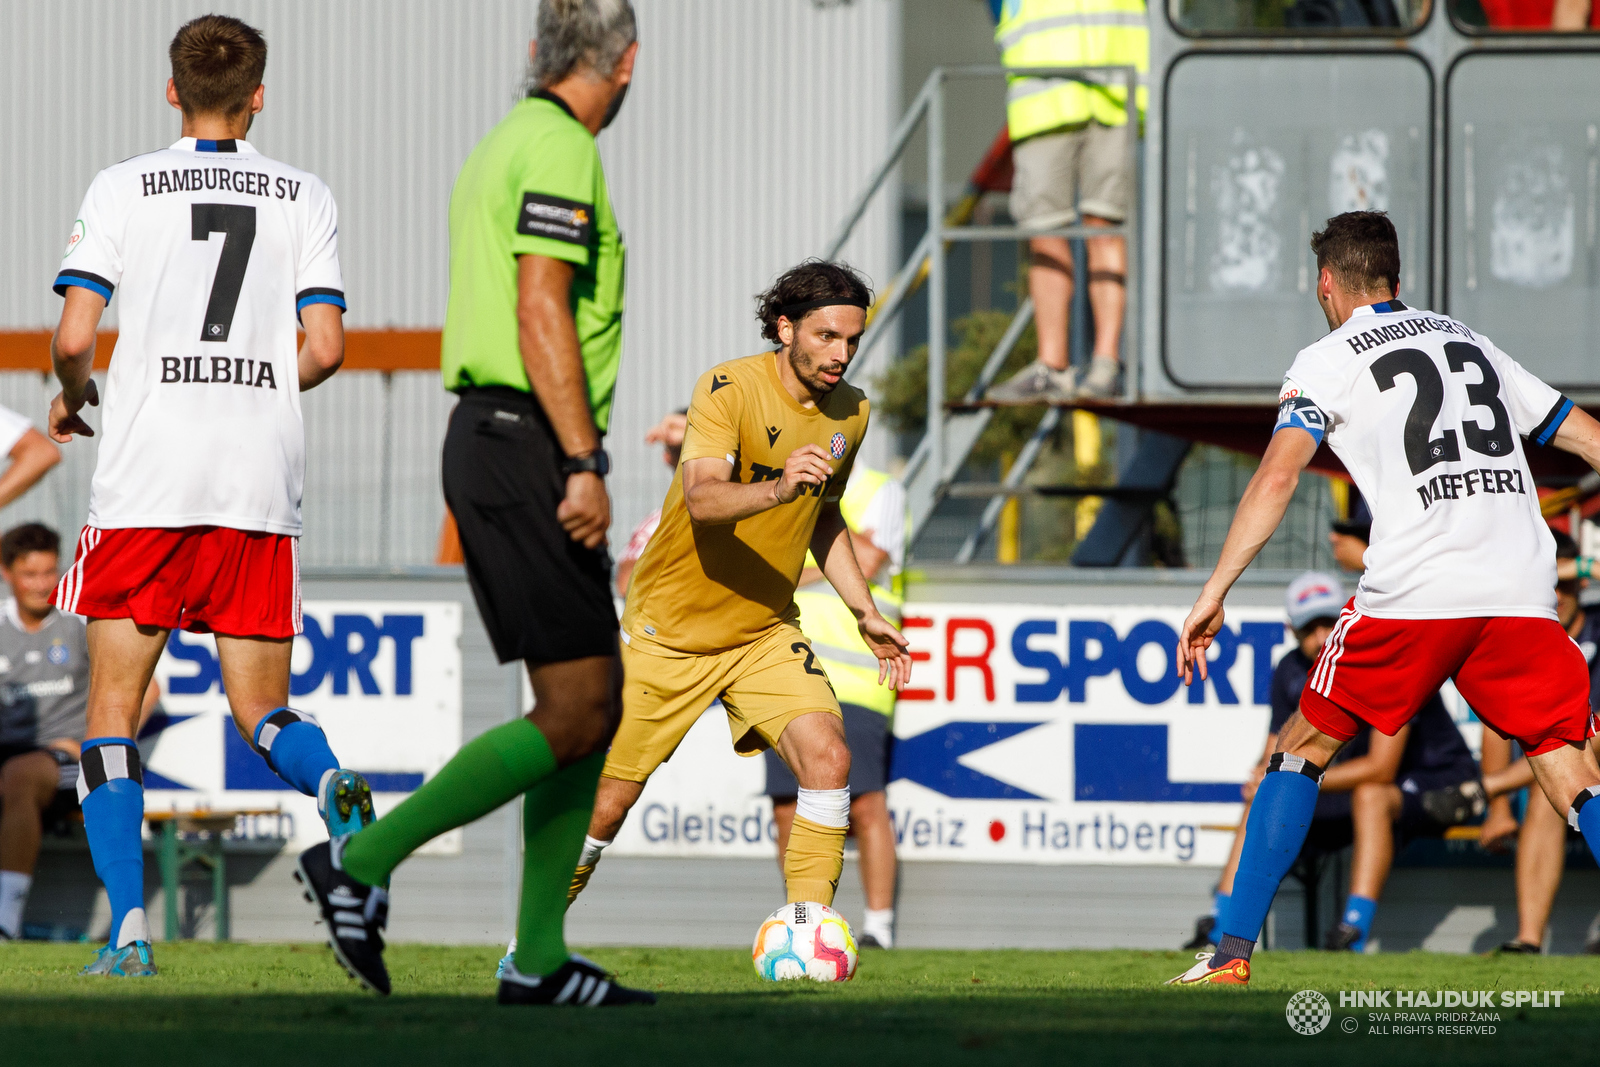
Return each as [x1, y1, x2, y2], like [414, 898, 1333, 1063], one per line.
[571, 260, 913, 907]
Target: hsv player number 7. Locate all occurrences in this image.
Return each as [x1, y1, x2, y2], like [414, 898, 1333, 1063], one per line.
[44, 15, 376, 981]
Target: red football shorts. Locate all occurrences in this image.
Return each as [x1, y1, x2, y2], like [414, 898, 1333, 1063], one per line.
[53, 526, 302, 639]
[1300, 598, 1595, 757]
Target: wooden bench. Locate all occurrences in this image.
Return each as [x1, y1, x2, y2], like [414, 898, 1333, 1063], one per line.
[144, 809, 290, 941]
[1199, 821, 1488, 948]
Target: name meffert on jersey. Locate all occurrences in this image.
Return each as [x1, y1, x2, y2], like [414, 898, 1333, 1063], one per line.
[1275, 298, 1570, 620]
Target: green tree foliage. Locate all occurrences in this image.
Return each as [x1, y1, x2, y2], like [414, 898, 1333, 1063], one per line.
[873, 309, 1050, 466]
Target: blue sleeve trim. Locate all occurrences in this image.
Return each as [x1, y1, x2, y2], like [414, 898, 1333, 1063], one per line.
[295, 293, 347, 312]
[53, 270, 113, 303]
[1534, 397, 1574, 447]
[1274, 395, 1327, 447]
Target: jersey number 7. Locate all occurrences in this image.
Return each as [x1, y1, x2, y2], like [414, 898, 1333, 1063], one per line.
[1371, 342, 1515, 477]
[191, 203, 257, 343]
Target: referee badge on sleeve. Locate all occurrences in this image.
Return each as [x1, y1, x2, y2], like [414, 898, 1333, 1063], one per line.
[518, 192, 593, 245]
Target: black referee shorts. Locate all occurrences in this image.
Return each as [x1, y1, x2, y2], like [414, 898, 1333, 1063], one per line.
[444, 387, 618, 665]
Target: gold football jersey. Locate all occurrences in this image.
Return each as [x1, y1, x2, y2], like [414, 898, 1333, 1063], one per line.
[622, 351, 869, 655]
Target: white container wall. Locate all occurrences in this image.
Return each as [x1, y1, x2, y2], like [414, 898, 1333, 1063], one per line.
[0, 0, 900, 562]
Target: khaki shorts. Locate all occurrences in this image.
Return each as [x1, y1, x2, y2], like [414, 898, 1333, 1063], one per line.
[1009, 120, 1132, 229]
[602, 622, 842, 783]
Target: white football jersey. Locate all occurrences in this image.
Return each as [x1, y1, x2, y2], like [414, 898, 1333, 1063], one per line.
[0, 405, 32, 458]
[1277, 300, 1568, 621]
[53, 137, 344, 535]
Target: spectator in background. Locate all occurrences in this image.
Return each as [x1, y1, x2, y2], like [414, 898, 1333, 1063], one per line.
[1474, 0, 1597, 28]
[1189, 561, 1480, 952]
[0, 524, 157, 940]
[985, 0, 1147, 403]
[1187, 571, 1346, 949]
[1424, 532, 1600, 954]
[1328, 493, 1371, 573]
[766, 465, 906, 949]
[614, 409, 687, 596]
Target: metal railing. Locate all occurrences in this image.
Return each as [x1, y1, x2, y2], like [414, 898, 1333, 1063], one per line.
[829, 64, 1142, 553]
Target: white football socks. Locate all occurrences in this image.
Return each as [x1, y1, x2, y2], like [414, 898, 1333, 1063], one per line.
[795, 787, 851, 829]
[862, 907, 895, 948]
[115, 906, 151, 948]
[0, 871, 31, 938]
[579, 834, 612, 867]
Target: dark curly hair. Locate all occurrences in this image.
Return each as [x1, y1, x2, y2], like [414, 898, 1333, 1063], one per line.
[755, 260, 873, 345]
[1310, 211, 1400, 295]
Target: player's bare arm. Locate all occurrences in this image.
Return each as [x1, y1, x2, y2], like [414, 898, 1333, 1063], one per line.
[0, 430, 61, 511]
[1549, 404, 1600, 474]
[681, 444, 836, 525]
[809, 502, 912, 690]
[48, 286, 106, 441]
[517, 252, 608, 549]
[799, 527, 887, 587]
[297, 301, 344, 391]
[1178, 427, 1320, 684]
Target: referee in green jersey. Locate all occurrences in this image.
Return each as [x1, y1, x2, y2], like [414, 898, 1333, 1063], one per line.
[298, 0, 653, 1005]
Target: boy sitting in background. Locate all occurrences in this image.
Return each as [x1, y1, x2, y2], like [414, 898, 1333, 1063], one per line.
[0, 524, 157, 940]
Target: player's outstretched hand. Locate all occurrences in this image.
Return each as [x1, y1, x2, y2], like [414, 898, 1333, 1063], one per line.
[558, 471, 610, 550]
[859, 613, 914, 691]
[775, 444, 835, 504]
[48, 380, 99, 442]
[1176, 592, 1226, 686]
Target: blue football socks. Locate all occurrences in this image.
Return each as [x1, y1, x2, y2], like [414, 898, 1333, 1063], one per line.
[252, 708, 340, 798]
[1212, 754, 1323, 966]
[1342, 894, 1377, 951]
[79, 738, 151, 947]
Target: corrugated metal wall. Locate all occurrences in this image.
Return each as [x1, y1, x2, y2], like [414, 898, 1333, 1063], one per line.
[0, 0, 900, 560]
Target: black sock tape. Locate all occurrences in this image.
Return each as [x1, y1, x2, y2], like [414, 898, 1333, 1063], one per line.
[77, 742, 143, 802]
[1568, 784, 1600, 831]
[1266, 752, 1325, 782]
[251, 707, 315, 765]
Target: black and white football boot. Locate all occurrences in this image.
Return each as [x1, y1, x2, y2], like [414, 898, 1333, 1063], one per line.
[295, 836, 391, 996]
[498, 953, 656, 1007]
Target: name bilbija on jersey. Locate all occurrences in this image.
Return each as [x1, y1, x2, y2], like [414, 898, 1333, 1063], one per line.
[54, 139, 345, 536]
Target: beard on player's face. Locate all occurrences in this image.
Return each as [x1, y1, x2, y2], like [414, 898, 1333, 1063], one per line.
[786, 329, 849, 397]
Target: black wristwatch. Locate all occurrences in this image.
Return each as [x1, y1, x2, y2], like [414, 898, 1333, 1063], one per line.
[561, 449, 611, 477]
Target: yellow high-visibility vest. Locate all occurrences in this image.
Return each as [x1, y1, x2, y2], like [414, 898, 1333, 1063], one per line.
[995, 0, 1148, 141]
[796, 467, 903, 718]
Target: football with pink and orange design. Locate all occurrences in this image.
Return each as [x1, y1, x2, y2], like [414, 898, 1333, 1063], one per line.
[751, 901, 858, 982]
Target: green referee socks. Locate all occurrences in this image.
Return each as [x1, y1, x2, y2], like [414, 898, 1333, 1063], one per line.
[341, 718, 558, 888]
[513, 751, 604, 978]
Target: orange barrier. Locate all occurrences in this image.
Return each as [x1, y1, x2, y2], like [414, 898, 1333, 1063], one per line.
[0, 329, 443, 372]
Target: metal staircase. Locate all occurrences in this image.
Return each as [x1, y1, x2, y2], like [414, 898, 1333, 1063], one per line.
[826, 64, 1144, 561]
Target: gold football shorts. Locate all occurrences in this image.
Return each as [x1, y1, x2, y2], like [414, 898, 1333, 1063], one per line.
[602, 622, 843, 783]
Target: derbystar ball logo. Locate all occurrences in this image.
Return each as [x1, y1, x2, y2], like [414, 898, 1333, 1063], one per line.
[830, 433, 847, 459]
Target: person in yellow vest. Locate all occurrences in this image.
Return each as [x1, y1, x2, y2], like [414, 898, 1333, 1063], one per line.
[984, 0, 1147, 403]
[764, 464, 906, 948]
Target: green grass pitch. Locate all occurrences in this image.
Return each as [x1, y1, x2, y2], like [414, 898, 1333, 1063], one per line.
[2, 943, 1596, 1065]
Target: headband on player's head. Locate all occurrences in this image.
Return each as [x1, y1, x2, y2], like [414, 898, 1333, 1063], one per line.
[778, 296, 870, 322]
